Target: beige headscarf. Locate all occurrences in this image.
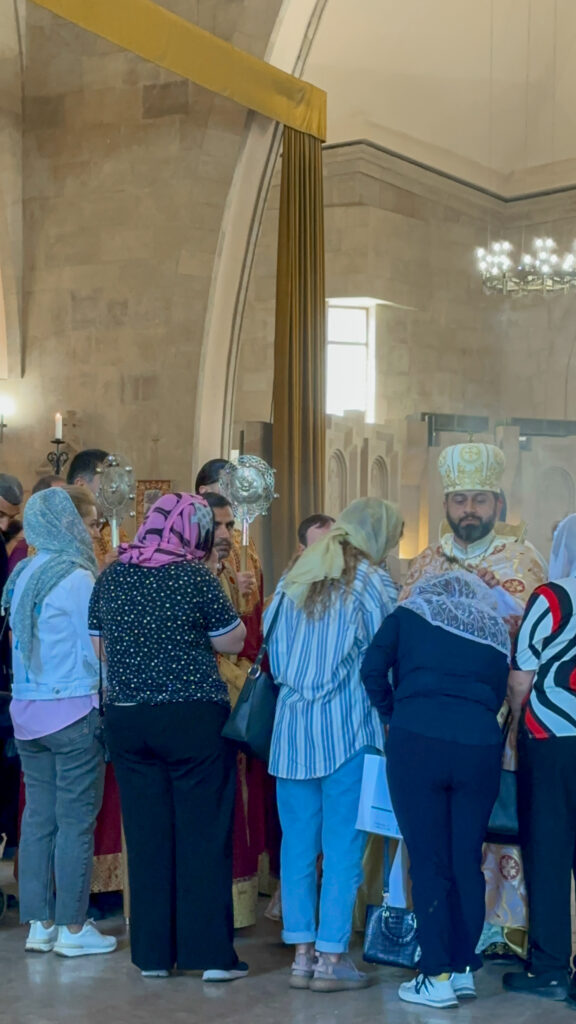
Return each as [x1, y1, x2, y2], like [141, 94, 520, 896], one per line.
[283, 497, 403, 608]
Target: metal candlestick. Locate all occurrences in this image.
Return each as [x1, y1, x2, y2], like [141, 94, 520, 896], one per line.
[47, 439, 70, 477]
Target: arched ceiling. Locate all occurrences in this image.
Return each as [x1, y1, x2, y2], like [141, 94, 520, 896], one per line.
[304, 0, 576, 197]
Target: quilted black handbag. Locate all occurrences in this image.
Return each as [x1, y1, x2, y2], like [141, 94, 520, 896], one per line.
[221, 594, 284, 763]
[363, 838, 421, 969]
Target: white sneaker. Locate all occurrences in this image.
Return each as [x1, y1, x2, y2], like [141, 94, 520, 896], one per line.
[54, 921, 117, 957]
[451, 969, 477, 998]
[141, 970, 170, 978]
[25, 921, 58, 952]
[399, 974, 458, 1008]
[202, 961, 249, 982]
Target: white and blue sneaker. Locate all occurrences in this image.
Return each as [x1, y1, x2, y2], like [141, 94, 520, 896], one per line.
[399, 973, 458, 1008]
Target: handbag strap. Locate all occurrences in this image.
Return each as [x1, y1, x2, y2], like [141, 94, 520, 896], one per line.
[250, 591, 286, 674]
[382, 836, 391, 897]
[98, 646, 104, 719]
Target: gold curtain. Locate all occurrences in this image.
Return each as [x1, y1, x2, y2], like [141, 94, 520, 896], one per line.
[30, 0, 326, 140]
[272, 128, 326, 579]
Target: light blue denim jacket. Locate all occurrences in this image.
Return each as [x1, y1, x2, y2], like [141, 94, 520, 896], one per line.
[10, 554, 99, 700]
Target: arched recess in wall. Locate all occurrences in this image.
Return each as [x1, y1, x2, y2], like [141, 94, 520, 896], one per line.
[327, 449, 347, 517]
[192, 0, 328, 471]
[370, 456, 389, 499]
[537, 466, 575, 537]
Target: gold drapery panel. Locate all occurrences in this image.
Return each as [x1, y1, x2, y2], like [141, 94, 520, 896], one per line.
[29, 0, 326, 140]
[272, 128, 326, 578]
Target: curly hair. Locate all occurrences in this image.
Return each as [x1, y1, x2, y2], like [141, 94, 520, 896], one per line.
[302, 540, 368, 619]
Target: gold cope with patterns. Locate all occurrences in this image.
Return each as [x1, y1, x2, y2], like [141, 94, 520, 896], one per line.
[438, 442, 506, 494]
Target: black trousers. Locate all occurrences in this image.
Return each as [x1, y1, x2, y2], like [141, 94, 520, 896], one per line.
[387, 726, 501, 976]
[104, 700, 238, 972]
[0, 738, 20, 847]
[517, 731, 576, 975]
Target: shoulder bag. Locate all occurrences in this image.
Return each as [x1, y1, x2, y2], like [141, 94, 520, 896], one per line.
[221, 593, 285, 763]
[486, 713, 519, 843]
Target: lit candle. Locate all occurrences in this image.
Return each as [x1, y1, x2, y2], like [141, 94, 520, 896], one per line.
[54, 412, 63, 440]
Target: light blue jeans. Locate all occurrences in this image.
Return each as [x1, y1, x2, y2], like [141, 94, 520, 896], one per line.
[276, 748, 370, 953]
[16, 709, 105, 925]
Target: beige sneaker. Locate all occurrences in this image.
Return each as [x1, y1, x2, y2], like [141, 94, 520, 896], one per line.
[309, 953, 369, 992]
[290, 950, 316, 989]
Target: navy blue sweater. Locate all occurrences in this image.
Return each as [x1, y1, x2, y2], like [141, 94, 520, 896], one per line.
[361, 605, 509, 745]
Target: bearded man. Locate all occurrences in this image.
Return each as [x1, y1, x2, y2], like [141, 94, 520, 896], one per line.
[401, 443, 546, 603]
[203, 491, 271, 929]
[400, 442, 547, 963]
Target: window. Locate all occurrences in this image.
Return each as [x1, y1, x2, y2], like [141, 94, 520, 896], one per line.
[326, 300, 375, 421]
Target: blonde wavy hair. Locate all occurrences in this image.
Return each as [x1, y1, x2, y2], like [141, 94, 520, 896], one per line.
[283, 498, 403, 618]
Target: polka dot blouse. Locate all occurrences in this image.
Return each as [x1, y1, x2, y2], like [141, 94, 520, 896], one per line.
[88, 560, 240, 707]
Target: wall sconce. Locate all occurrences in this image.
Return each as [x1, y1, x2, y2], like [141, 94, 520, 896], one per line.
[0, 396, 16, 443]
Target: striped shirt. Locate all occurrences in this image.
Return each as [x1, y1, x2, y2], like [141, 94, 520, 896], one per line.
[513, 577, 576, 738]
[264, 561, 397, 779]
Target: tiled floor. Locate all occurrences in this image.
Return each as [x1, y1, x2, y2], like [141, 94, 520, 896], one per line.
[1, 862, 575, 1024]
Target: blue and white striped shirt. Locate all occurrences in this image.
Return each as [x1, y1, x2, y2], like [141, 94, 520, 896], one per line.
[264, 561, 397, 780]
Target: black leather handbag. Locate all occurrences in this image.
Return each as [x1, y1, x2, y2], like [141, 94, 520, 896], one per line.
[221, 594, 284, 763]
[363, 838, 421, 969]
[486, 716, 519, 844]
[486, 768, 519, 843]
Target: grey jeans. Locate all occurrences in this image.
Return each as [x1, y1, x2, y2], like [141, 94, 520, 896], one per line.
[16, 708, 105, 925]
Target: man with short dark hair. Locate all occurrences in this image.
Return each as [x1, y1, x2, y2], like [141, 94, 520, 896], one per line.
[66, 448, 109, 496]
[0, 475, 26, 573]
[201, 491, 270, 930]
[67, 449, 123, 569]
[195, 459, 232, 495]
[297, 513, 335, 551]
[204, 493, 256, 601]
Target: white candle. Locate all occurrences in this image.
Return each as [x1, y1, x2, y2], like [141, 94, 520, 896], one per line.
[54, 412, 63, 440]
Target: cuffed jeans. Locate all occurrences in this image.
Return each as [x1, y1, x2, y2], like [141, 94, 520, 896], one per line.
[276, 748, 370, 953]
[16, 708, 105, 925]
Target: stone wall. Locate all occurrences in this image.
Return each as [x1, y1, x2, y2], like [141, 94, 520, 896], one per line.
[0, 0, 24, 378]
[0, 0, 283, 492]
[234, 142, 506, 432]
[235, 141, 576, 434]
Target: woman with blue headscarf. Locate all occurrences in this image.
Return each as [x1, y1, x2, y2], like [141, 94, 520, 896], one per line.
[2, 488, 117, 959]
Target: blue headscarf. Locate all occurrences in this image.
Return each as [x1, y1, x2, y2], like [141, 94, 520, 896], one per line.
[2, 488, 98, 669]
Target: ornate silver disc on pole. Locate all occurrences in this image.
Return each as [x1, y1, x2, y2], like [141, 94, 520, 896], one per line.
[97, 454, 136, 547]
[218, 455, 277, 578]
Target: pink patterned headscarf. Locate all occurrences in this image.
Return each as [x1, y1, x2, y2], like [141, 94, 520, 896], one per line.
[117, 493, 214, 568]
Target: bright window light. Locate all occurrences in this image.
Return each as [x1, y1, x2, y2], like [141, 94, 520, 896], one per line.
[326, 301, 375, 420]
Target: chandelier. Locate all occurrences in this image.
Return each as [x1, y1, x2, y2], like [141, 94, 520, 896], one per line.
[476, 238, 576, 296]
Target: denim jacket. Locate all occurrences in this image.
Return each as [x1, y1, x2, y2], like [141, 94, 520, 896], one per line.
[10, 555, 99, 700]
